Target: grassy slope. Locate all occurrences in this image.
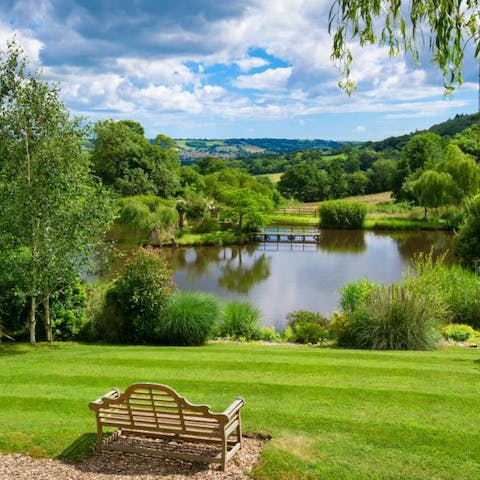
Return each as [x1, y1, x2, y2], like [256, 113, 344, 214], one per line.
[0, 343, 479, 479]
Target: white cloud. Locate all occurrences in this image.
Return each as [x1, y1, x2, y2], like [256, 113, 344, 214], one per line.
[115, 58, 197, 86]
[233, 67, 292, 90]
[235, 56, 269, 72]
[1, 0, 476, 139]
[0, 21, 43, 65]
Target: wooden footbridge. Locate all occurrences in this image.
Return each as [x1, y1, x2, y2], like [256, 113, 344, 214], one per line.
[253, 229, 320, 244]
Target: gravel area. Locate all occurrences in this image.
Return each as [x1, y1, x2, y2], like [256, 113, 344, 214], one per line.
[0, 437, 264, 480]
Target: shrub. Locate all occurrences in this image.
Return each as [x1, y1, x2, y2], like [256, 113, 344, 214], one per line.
[102, 248, 176, 344]
[328, 311, 353, 345]
[372, 201, 412, 214]
[344, 284, 443, 350]
[258, 326, 281, 342]
[0, 247, 30, 339]
[318, 200, 367, 228]
[438, 207, 464, 230]
[191, 217, 220, 234]
[442, 324, 479, 342]
[338, 278, 378, 313]
[50, 280, 88, 341]
[157, 291, 221, 346]
[285, 310, 330, 344]
[118, 196, 179, 233]
[219, 301, 261, 340]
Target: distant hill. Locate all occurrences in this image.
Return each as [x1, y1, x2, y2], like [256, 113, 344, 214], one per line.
[175, 137, 353, 160]
[175, 113, 478, 160]
[366, 113, 479, 152]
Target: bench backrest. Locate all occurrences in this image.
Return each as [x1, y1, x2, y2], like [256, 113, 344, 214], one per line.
[91, 383, 229, 440]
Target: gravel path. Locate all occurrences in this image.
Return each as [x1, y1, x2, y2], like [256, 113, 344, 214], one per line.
[0, 438, 264, 480]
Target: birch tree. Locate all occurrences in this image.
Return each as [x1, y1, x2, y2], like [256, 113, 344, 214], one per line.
[0, 41, 115, 344]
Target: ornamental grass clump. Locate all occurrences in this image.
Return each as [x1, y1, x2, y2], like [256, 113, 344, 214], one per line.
[219, 301, 261, 341]
[157, 291, 221, 346]
[345, 284, 444, 350]
[404, 251, 480, 328]
[318, 200, 367, 228]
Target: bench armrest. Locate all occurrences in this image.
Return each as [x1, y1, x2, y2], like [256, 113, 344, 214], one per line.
[89, 388, 120, 410]
[223, 397, 244, 419]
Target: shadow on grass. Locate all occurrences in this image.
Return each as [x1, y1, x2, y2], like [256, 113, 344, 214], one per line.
[0, 344, 30, 356]
[57, 433, 97, 462]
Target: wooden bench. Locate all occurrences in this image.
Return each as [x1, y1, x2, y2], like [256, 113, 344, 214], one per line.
[89, 383, 244, 471]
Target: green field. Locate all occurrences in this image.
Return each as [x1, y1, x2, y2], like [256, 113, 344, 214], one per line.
[0, 342, 479, 479]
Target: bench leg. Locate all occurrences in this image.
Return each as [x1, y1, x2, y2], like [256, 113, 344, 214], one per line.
[95, 424, 103, 453]
[221, 433, 227, 471]
[237, 412, 243, 449]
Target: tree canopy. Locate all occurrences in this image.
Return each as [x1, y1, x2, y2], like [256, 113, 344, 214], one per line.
[91, 120, 180, 197]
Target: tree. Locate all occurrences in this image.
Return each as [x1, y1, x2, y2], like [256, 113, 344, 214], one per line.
[346, 171, 368, 195]
[402, 132, 443, 172]
[278, 163, 330, 202]
[367, 158, 396, 193]
[90, 120, 180, 197]
[329, 0, 480, 93]
[221, 188, 273, 233]
[452, 124, 480, 161]
[410, 170, 456, 218]
[391, 132, 443, 201]
[0, 41, 116, 344]
[437, 144, 480, 203]
[454, 195, 480, 270]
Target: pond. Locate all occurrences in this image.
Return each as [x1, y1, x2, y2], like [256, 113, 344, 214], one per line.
[162, 229, 453, 330]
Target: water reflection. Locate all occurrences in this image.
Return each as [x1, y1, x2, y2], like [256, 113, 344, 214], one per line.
[165, 246, 271, 294]
[388, 230, 454, 262]
[166, 229, 453, 329]
[318, 229, 366, 253]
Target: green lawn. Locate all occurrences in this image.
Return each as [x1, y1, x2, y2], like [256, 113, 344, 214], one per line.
[0, 342, 479, 479]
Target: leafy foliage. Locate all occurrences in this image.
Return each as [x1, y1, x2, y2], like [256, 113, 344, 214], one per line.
[50, 280, 88, 341]
[278, 163, 331, 202]
[285, 310, 330, 344]
[454, 195, 480, 271]
[328, 0, 480, 93]
[157, 291, 221, 346]
[118, 196, 178, 233]
[91, 120, 180, 197]
[409, 170, 456, 218]
[339, 278, 378, 313]
[442, 324, 479, 342]
[102, 248, 176, 344]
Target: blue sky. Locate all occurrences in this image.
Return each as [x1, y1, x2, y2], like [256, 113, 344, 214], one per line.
[1, 0, 478, 141]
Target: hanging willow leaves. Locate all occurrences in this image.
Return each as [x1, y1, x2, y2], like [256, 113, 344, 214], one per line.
[328, 0, 480, 94]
